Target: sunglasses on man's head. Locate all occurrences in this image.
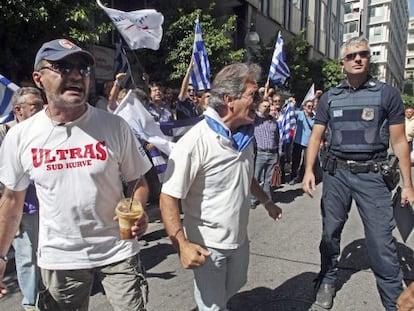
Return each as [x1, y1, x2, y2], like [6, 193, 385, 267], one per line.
[343, 50, 370, 62]
[40, 61, 91, 77]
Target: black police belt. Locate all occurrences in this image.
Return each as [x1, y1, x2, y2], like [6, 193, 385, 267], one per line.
[334, 158, 380, 174]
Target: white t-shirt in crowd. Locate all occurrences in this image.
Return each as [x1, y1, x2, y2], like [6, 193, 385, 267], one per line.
[0, 105, 152, 269]
[162, 120, 255, 249]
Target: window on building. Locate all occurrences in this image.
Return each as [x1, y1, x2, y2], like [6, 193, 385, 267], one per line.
[344, 3, 352, 14]
[369, 6, 384, 18]
[372, 51, 381, 56]
[261, 0, 270, 16]
[321, 2, 327, 31]
[345, 21, 358, 33]
[331, 13, 337, 40]
[293, 0, 300, 9]
[408, 58, 414, 65]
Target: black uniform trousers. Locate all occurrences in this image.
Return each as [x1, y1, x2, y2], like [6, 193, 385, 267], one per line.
[319, 168, 402, 311]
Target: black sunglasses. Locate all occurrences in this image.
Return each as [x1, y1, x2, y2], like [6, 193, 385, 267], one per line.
[40, 61, 91, 77]
[343, 50, 370, 62]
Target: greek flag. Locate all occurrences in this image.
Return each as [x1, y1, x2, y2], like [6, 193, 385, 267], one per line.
[268, 31, 290, 84]
[190, 19, 210, 91]
[114, 38, 134, 88]
[0, 74, 19, 123]
[280, 101, 296, 144]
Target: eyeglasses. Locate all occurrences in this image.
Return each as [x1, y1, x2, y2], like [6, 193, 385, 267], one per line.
[40, 62, 91, 77]
[187, 88, 195, 93]
[343, 50, 370, 62]
[241, 91, 262, 103]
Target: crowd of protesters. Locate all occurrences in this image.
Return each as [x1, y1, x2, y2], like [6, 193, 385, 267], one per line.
[2, 36, 414, 311]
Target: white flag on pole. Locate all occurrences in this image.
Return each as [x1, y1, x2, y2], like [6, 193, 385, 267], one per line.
[301, 83, 315, 108]
[114, 90, 174, 155]
[96, 0, 164, 50]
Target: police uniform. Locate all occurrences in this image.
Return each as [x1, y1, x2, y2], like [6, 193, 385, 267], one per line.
[315, 76, 404, 310]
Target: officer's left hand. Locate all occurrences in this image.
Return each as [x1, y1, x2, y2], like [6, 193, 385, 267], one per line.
[401, 186, 414, 207]
[302, 171, 316, 198]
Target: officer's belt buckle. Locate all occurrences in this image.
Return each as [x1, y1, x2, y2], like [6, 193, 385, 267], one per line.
[346, 160, 371, 174]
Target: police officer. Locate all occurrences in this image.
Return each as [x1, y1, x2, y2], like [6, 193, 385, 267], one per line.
[302, 36, 414, 311]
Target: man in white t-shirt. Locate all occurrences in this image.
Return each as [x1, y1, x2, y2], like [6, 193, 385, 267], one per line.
[0, 39, 152, 311]
[160, 63, 283, 311]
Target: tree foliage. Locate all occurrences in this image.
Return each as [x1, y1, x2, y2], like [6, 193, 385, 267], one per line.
[134, 1, 245, 86]
[321, 60, 345, 90]
[0, 0, 112, 82]
[165, 8, 244, 82]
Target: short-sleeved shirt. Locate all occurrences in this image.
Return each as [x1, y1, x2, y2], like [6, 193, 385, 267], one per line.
[161, 120, 255, 249]
[0, 106, 152, 269]
[315, 77, 404, 160]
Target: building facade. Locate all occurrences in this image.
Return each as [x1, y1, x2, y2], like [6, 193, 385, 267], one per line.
[343, 0, 409, 88]
[405, 16, 414, 95]
[221, 0, 344, 61]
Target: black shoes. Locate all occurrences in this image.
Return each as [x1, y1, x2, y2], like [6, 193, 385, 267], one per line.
[311, 283, 336, 310]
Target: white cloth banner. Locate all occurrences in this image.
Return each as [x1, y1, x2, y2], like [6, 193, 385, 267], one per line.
[96, 0, 164, 50]
[114, 90, 174, 155]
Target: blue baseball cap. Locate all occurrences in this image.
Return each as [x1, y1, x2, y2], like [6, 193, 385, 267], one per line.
[34, 39, 95, 69]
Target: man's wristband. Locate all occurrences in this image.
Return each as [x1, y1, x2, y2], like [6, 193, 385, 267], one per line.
[0, 254, 8, 262]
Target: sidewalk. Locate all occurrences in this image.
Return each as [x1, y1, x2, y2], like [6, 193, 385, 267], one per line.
[2, 180, 414, 310]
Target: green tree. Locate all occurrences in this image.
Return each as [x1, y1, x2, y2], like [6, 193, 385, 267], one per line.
[321, 60, 345, 90]
[402, 93, 414, 107]
[0, 0, 112, 82]
[134, 2, 244, 86]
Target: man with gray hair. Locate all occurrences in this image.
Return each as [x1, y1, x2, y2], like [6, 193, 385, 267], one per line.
[0, 87, 44, 144]
[0, 86, 44, 311]
[160, 62, 282, 310]
[303, 36, 414, 310]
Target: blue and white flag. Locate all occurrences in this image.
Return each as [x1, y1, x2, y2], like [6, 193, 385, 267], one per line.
[190, 19, 211, 91]
[114, 38, 134, 88]
[268, 31, 290, 84]
[0, 74, 20, 123]
[280, 101, 296, 145]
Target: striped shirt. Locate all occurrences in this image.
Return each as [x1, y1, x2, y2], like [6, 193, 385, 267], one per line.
[253, 113, 280, 150]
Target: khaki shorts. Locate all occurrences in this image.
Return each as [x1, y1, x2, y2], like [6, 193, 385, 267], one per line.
[40, 254, 148, 311]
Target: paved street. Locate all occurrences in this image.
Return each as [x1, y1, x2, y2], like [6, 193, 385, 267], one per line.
[1, 179, 414, 310]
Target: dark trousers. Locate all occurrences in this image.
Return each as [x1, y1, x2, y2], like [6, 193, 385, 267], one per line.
[319, 169, 402, 310]
[291, 143, 306, 181]
[251, 151, 278, 203]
